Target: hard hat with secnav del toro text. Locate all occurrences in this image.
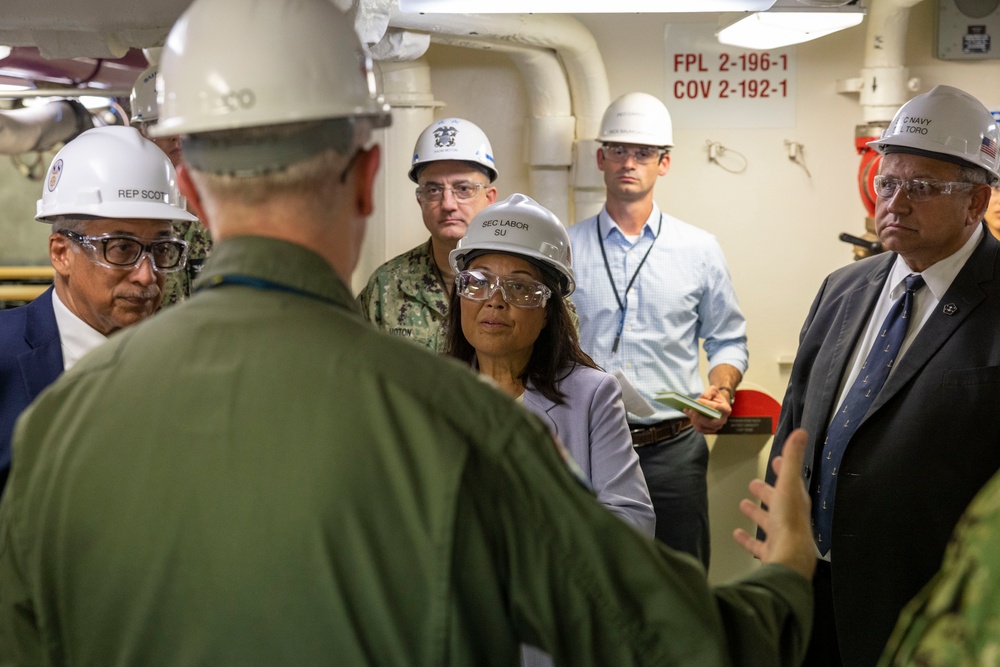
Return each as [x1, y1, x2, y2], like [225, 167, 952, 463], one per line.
[868, 84, 1000, 186]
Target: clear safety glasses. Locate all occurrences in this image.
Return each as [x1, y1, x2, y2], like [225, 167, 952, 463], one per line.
[59, 230, 189, 272]
[455, 269, 552, 309]
[601, 143, 666, 165]
[415, 181, 486, 203]
[873, 175, 978, 202]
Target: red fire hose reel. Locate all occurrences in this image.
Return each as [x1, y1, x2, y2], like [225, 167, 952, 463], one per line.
[856, 134, 881, 217]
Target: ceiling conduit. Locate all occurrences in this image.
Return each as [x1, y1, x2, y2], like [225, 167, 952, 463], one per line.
[857, 0, 925, 124]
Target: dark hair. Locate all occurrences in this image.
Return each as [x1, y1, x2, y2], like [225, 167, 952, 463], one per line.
[444, 256, 598, 405]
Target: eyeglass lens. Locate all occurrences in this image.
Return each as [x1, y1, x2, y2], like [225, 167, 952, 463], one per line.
[101, 237, 185, 269]
[456, 270, 550, 308]
[873, 176, 974, 202]
[417, 182, 484, 202]
[603, 144, 662, 165]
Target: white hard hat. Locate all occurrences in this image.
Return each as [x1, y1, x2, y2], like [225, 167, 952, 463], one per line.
[450, 193, 574, 296]
[151, 0, 391, 138]
[36, 126, 197, 223]
[598, 92, 673, 148]
[409, 118, 497, 183]
[130, 65, 158, 124]
[868, 85, 1000, 186]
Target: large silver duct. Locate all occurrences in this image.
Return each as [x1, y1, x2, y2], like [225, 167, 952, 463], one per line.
[0, 100, 92, 155]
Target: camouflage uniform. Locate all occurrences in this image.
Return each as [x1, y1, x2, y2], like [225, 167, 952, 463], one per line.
[880, 470, 1000, 666]
[358, 239, 449, 353]
[160, 219, 213, 309]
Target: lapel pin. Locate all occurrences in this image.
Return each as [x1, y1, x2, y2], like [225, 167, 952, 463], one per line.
[942, 303, 958, 316]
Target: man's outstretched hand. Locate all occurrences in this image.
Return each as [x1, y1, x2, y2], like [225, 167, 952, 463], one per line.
[732, 428, 816, 580]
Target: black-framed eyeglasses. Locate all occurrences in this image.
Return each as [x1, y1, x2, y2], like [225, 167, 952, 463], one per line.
[415, 182, 486, 203]
[455, 269, 552, 309]
[601, 143, 666, 165]
[873, 175, 977, 202]
[58, 230, 189, 272]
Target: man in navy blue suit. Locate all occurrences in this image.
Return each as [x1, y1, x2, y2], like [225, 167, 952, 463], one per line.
[767, 85, 1000, 666]
[0, 125, 197, 496]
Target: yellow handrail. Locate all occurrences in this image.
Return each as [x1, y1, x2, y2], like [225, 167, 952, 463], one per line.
[0, 266, 55, 281]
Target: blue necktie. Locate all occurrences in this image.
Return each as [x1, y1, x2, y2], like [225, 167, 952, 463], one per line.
[813, 274, 925, 555]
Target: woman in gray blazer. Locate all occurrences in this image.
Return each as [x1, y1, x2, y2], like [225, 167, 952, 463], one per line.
[446, 195, 655, 667]
[444, 194, 654, 537]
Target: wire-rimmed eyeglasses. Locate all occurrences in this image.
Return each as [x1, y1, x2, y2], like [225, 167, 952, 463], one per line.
[58, 230, 189, 272]
[601, 143, 667, 165]
[415, 181, 486, 203]
[455, 269, 552, 309]
[873, 175, 978, 202]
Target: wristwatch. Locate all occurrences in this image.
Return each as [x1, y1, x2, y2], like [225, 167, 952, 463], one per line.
[718, 386, 735, 405]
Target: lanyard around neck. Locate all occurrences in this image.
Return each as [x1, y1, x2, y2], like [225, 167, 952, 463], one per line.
[597, 212, 663, 355]
[196, 273, 349, 311]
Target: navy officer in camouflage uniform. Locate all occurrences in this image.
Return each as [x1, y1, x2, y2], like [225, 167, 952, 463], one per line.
[880, 465, 1000, 666]
[358, 117, 497, 352]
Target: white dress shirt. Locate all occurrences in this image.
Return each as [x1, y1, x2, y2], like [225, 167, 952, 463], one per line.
[51, 289, 107, 371]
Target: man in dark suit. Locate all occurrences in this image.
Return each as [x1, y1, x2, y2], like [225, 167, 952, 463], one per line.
[0, 125, 195, 496]
[767, 84, 1000, 666]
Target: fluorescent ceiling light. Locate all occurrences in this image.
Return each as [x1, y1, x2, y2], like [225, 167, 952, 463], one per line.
[717, 6, 864, 49]
[399, 0, 776, 12]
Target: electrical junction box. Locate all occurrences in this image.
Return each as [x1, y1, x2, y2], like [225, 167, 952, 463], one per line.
[937, 0, 1000, 59]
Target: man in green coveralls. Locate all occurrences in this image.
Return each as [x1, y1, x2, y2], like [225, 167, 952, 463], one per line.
[0, 0, 816, 664]
[358, 116, 498, 352]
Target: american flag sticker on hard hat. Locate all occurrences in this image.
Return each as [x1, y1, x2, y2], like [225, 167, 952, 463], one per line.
[981, 136, 997, 160]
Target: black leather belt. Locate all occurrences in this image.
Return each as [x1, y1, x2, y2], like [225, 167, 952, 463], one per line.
[629, 418, 693, 447]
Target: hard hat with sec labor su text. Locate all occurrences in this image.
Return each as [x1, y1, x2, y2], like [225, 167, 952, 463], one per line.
[151, 0, 391, 138]
[868, 85, 1000, 186]
[598, 92, 673, 149]
[450, 193, 575, 296]
[36, 126, 197, 223]
[409, 117, 498, 183]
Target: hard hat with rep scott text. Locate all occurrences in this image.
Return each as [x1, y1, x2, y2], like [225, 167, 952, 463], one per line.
[409, 118, 497, 183]
[868, 85, 1000, 185]
[598, 92, 673, 148]
[151, 0, 391, 137]
[36, 126, 196, 223]
[450, 193, 574, 296]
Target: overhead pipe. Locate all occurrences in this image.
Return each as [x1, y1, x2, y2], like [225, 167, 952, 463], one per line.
[838, 0, 925, 258]
[0, 99, 92, 155]
[412, 34, 575, 222]
[352, 55, 444, 295]
[0, 46, 148, 158]
[382, 9, 611, 223]
[858, 0, 925, 124]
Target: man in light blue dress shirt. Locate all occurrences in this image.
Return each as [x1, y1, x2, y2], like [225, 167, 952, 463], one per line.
[567, 92, 748, 569]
